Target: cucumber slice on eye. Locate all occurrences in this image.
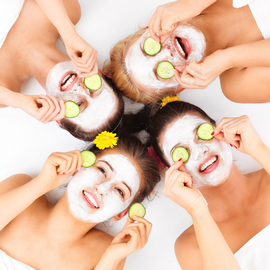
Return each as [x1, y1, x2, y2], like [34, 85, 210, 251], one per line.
[197, 123, 214, 141]
[81, 150, 96, 168]
[64, 101, 80, 118]
[156, 61, 175, 79]
[128, 203, 146, 221]
[84, 74, 102, 91]
[172, 146, 189, 163]
[143, 37, 162, 56]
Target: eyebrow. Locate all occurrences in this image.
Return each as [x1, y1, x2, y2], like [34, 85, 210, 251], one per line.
[102, 160, 114, 172]
[122, 182, 132, 195]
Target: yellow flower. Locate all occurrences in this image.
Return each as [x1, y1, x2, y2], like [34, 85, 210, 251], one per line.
[160, 95, 181, 109]
[94, 131, 118, 150]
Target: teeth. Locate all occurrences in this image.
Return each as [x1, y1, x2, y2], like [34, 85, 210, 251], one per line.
[176, 39, 186, 57]
[200, 156, 217, 172]
[61, 74, 76, 90]
[83, 191, 98, 208]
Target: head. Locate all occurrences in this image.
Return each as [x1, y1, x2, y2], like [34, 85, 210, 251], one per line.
[104, 24, 206, 104]
[149, 101, 232, 188]
[67, 134, 160, 223]
[46, 61, 124, 141]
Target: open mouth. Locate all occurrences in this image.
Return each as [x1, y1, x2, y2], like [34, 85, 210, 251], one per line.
[174, 37, 190, 59]
[199, 155, 219, 174]
[82, 190, 99, 209]
[60, 72, 78, 91]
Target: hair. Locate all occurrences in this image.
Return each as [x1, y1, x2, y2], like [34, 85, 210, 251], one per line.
[87, 130, 161, 205]
[103, 29, 175, 104]
[59, 75, 124, 141]
[120, 100, 216, 167]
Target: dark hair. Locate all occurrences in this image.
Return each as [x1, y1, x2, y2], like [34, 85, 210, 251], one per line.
[86, 130, 161, 205]
[60, 75, 124, 141]
[120, 100, 216, 167]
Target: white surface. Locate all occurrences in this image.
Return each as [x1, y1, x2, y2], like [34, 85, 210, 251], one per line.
[0, 0, 270, 269]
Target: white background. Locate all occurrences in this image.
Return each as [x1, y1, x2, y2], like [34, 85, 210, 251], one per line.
[1, 0, 270, 269]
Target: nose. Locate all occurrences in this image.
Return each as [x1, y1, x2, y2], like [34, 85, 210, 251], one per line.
[94, 181, 111, 197]
[191, 144, 209, 161]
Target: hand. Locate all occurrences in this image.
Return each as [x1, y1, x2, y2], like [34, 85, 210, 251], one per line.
[163, 159, 206, 214]
[36, 151, 82, 192]
[20, 94, 65, 124]
[63, 32, 98, 77]
[148, 0, 202, 43]
[213, 115, 265, 156]
[174, 50, 229, 89]
[106, 216, 152, 261]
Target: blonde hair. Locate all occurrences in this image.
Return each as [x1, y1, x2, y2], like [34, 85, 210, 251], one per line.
[103, 29, 174, 104]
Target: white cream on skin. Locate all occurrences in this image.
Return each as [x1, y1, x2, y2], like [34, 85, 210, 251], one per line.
[45, 61, 116, 131]
[125, 24, 206, 92]
[162, 115, 232, 187]
[67, 154, 140, 223]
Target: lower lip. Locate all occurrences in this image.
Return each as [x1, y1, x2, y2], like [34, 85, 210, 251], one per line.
[59, 73, 78, 92]
[200, 158, 219, 174]
[82, 191, 98, 209]
[174, 37, 190, 59]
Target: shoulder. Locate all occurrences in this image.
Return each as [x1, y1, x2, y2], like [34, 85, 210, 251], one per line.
[0, 174, 32, 196]
[175, 225, 203, 270]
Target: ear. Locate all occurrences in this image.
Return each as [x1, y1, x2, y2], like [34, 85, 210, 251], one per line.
[111, 209, 128, 221]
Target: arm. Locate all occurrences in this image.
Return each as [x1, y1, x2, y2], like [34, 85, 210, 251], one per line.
[148, 0, 216, 42]
[163, 160, 241, 270]
[35, 0, 98, 77]
[0, 151, 81, 231]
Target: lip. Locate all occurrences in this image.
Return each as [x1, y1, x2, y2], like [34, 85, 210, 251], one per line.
[174, 36, 190, 60]
[198, 155, 219, 174]
[82, 190, 100, 209]
[59, 71, 78, 92]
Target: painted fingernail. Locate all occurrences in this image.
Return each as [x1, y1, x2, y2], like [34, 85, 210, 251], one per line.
[178, 158, 182, 162]
[234, 145, 238, 149]
[211, 131, 215, 135]
[229, 144, 233, 147]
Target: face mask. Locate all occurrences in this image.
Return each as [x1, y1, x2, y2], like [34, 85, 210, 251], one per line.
[162, 115, 232, 187]
[67, 154, 140, 223]
[45, 61, 116, 131]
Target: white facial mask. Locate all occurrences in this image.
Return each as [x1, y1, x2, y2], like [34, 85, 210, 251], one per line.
[162, 115, 232, 187]
[125, 25, 206, 92]
[67, 154, 140, 223]
[45, 61, 116, 131]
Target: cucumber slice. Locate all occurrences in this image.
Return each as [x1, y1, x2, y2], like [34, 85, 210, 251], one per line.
[65, 101, 80, 118]
[128, 202, 146, 221]
[197, 123, 214, 141]
[84, 74, 102, 91]
[81, 150, 96, 168]
[156, 61, 175, 79]
[172, 146, 189, 163]
[143, 37, 162, 56]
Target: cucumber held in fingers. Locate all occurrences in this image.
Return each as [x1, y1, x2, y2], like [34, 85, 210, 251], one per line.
[172, 146, 189, 163]
[143, 37, 162, 56]
[197, 123, 214, 141]
[156, 61, 175, 79]
[84, 74, 102, 91]
[64, 101, 80, 118]
[128, 202, 146, 221]
[81, 150, 96, 168]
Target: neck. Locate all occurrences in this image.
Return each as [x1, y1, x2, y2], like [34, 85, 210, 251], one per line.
[45, 193, 97, 244]
[199, 163, 259, 222]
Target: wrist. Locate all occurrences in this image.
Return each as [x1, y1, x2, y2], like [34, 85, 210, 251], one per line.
[97, 249, 122, 268]
[189, 199, 209, 217]
[60, 24, 77, 43]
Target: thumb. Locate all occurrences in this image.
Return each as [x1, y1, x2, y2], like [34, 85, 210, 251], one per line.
[175, 65, 186, 73]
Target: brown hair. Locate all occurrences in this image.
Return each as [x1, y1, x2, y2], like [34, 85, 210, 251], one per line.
[103, 29, 175, 104]
[59, 76, 124, 141]
[87, 131, 160, 204]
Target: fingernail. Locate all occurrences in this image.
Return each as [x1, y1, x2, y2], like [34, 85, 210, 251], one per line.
[211, 131, 215, 135]
[133, 215, 137, 219]
[234, 145, 238, 149]
[229, 144, 233, 147]
[178, 158, 182, 162]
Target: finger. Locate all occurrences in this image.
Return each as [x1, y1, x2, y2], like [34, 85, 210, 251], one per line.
[122, 217, 135, 231]
[187, 60, 202, 74]
[165, 159, 184, 182]
[160, 34, 171, 43]
[125, 222, 146, 242]
[174, 69, 186, 88]
[39, 95, 56, 123]
[132, 216, 152, 237]
[53, 100, 66, 121]
[42, 95, 61, 123]
[213, 117, 234, 136]
[175, 65, 186, 73]
[148, 15, 161, 43]
[36, 99, 50, 120]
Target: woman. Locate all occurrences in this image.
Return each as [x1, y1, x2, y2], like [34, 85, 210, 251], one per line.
[0, 132, 160, 269]
[128, 99, 270, 269]
[105, 0, 270, 104]
[0, 0, 124, 141]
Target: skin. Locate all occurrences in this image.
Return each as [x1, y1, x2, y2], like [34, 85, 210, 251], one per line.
[0, 148, 143, 270]
[158, 113, 270, 269]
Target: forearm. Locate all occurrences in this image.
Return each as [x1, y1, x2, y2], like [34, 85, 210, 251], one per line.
[222, 39, 270, 70]
[194, 0, 217, 14]
[95, 251, 124, 270]
[0, 178, 47, 230]
[35, 0, 76, 39]
[0, 86, 22, 108]
[191, 206, 241, 270]
[250, 144, 270, 176]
